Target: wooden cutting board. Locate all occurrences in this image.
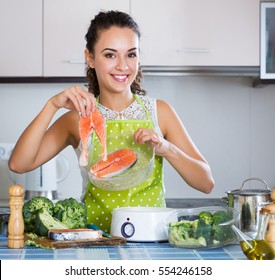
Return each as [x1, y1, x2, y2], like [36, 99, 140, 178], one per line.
[24, 233, 127, 249]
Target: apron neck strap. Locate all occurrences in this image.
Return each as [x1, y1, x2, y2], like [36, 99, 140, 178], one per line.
[134, 94, 153, 123]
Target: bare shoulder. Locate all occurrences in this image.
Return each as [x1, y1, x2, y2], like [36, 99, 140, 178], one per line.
[156, 98, 171, 108]
[156, 99, 180, 136]
[156, 99, 178, 115]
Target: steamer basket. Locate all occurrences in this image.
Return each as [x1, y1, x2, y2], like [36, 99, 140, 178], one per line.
[82, 134, 155, 191]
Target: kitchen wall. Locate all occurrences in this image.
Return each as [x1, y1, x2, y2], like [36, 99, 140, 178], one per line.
[1, 76, 275, 201]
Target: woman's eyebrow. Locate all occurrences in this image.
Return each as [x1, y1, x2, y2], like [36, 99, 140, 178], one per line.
[128, 47, 138, 52]
[101, 47, 137, 53]
[101, 48, 116, 53]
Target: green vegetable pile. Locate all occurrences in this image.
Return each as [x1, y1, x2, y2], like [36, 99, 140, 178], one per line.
[23, 196, 87, 237]
[53, 198, 87, 229]
[168, 210, 236, 248]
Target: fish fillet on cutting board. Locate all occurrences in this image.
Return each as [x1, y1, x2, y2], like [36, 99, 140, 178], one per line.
[90, 148, 137, 178]
[48, 228, 102, 241]
[79, 108, 107, 166]
[24, 233, 127, 249]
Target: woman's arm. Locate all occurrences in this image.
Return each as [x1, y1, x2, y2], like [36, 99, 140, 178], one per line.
[8, 86, 95, 173]
[134, 99, 214, 194]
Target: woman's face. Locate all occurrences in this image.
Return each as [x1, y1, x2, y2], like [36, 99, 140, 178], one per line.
[87, 26, 140, 96]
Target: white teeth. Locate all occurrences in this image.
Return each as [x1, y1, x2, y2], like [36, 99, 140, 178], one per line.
[113, 75, 127, 80]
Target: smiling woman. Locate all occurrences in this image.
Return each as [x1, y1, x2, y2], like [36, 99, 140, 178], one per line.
[8, 10, 214, 233]
[84, 26, 140, 100]
[84, 11, 144, 99]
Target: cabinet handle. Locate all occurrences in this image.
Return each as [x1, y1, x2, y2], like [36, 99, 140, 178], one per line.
[179, 48, 211, 53]
[67, 60, 85, 64]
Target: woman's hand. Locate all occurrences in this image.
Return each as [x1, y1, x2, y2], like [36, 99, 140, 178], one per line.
[134, 128, 170, 157]
[49, 86, 96, 117]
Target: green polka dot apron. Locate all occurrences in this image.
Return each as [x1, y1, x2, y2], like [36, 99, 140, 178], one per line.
[83, 95, 166, 233]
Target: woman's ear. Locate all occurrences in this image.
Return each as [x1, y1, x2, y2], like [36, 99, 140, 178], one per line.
[84, 49, 94, 68]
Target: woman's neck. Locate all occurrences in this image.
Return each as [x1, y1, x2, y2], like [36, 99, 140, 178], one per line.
[99, 92, 135, 112]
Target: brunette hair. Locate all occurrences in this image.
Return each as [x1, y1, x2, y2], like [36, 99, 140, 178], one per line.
[85, 10, 146, 97]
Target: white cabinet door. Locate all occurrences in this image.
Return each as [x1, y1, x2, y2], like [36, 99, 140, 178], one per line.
[44, 0, 130, 76]
[0, 0, 42, 76]
[131, 0, 260, 66]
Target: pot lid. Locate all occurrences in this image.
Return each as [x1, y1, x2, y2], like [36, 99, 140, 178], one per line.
[227, 189, 271, 196]
[227, 178, 271, 196]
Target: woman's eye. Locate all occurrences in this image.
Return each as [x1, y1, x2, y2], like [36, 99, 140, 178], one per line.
[128, 52, 137, 58]
[105, 53, 115, 58]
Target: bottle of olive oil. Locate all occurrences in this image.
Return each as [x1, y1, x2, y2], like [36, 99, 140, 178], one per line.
[232, 209, 275, 260]
[240, 239, 274, 260]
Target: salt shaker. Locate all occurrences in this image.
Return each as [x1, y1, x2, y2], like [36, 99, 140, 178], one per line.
[8, 184, 25, 249]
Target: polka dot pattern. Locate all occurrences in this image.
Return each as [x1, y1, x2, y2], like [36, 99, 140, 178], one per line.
[84, 120, 165, 233]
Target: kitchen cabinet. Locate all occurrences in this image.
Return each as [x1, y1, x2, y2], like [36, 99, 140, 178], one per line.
[131, 0, 260, 66]
[43, 0, 130, 77]
[0, 0, 264, 78]
[0, 0, 129, 78]
[0, 0, 42, 76]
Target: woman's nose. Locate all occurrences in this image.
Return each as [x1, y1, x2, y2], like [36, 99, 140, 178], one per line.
[115, 57, 129, 71]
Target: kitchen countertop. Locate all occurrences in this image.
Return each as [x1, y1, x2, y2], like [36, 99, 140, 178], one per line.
[0, 234, 245, 260]
[1, 198, 245, 260]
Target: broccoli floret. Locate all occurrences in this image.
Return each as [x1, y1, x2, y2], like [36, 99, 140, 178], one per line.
[194, 219, 213, 245]
[178, 220, 193, 239]
[53, 197, 87, 229]
[23, 196, 54, 232]
[169, 227, 206, 247]
[191, 218, 199, 229]
[212, 211, 231, 225]
[168, 220, 207, 247]
[169, 220, 193, 238]
[34, 209, 68, 237]
[212, 211, 235, 243]
[212, 224, 235, 243]
[168, 209, 236, 247]
[198, 211, 213, 225]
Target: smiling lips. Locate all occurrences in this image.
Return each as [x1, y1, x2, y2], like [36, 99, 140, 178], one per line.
[112, 74, 128, 82]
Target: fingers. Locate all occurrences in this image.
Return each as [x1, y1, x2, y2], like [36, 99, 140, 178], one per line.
[134, 128, 160, 145]
[135, 128, 171, 157]
[65, 86, 96, 116]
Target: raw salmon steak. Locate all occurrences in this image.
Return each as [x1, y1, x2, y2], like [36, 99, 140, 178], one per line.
[48, 229, 102, 241]
[79, 108, 107, 166]
[90, 148, 137, 178]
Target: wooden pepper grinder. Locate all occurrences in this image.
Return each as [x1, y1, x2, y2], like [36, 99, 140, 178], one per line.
[8, 184, 25, 249]
[264, 188, 275, 251]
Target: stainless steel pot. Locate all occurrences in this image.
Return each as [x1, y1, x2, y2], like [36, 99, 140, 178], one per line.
[222, 177, 272, 238]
